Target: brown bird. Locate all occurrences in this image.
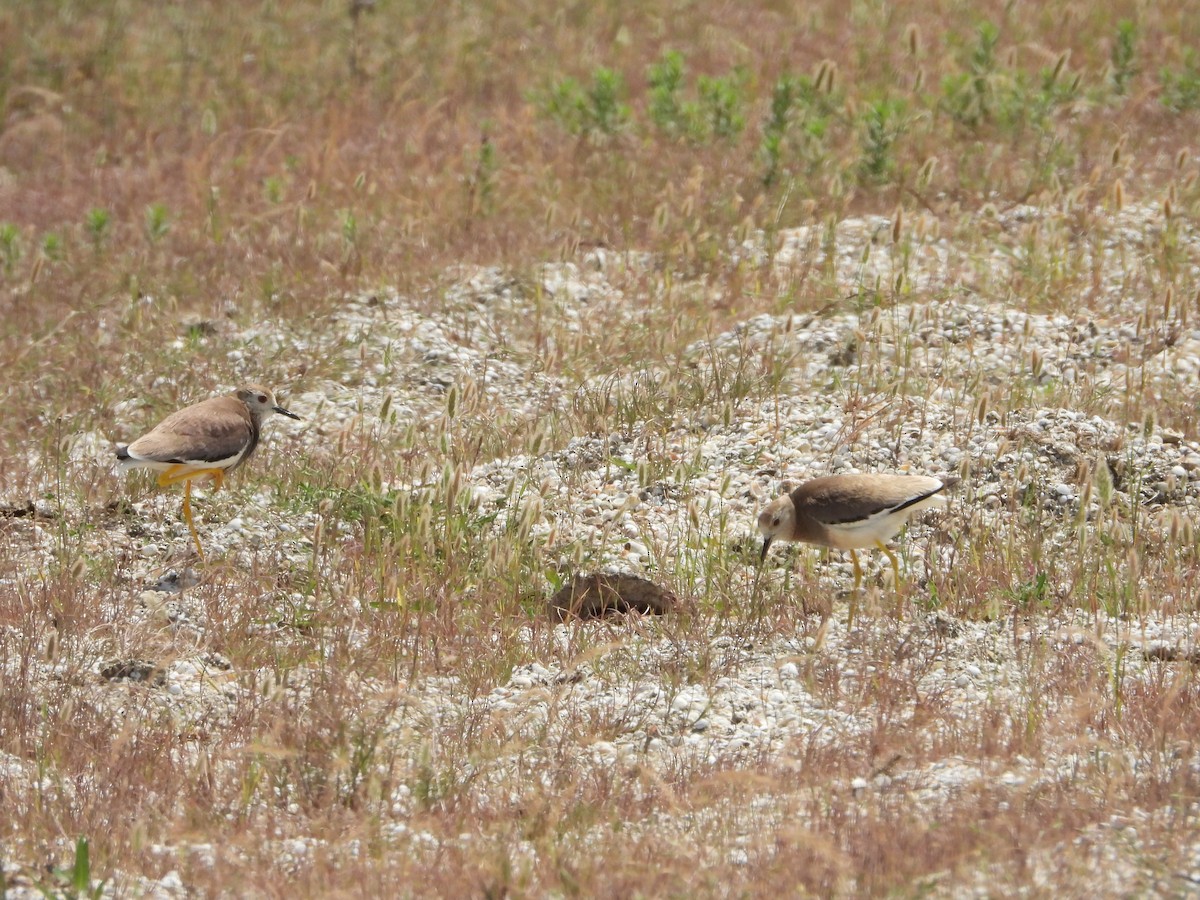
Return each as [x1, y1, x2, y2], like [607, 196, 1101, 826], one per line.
[758, 474, 950, 589]
[116, 384, 301, 559]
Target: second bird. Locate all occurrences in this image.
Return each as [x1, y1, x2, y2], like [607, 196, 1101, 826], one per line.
[758, 473, 950, 589]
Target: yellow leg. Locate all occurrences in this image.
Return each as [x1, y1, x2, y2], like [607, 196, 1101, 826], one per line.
[877, 540, 905, 617]
[152, 465, 221, 559]
[158, 466, 225, 488]
[182, 478, 205, 560]
[156, 464, 189, 488]
[876, 541, 901, 584]
[847, 549, 862, 628]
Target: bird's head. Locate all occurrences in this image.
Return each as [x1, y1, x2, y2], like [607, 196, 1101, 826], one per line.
[237, 384, 301, 422]
[757, 495, 795, 561]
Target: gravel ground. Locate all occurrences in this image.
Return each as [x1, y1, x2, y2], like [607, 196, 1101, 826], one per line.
[5, 204, 1200, 894]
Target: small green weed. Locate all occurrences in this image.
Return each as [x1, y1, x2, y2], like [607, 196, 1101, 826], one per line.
[84, 208, 110, 256]
[0, 223, 19, 275]
[1161, 49, 1200, 111]
[759, 69, 838, 187]
[647, 50, 688, 134]
[144, 203, 171, 244]
[540, 68, 630, 140]
[1109, 20, 1138, 95]
[858, 98, 907, 184]
[38, 837, 106, 900]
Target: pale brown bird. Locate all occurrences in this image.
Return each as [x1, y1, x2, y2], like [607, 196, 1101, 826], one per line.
[758, 474, 950, 588]
[116, 384, 301, 559]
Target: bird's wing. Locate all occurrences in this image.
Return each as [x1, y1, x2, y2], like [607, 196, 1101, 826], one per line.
[125, 398, 252, 464]
[799, 476, 945, 527]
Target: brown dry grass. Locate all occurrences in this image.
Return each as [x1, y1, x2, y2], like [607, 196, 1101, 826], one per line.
[5, 1, 1200, 896]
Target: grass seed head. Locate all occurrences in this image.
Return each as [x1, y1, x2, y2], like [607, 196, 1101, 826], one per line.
[905, 23, 921, 56]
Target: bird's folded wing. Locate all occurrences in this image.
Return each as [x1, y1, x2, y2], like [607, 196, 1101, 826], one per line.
[127, 401, 251, 464]
[805, 478, 944, 527]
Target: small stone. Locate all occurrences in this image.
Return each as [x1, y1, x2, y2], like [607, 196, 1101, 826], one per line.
[157, 870, 186, 895]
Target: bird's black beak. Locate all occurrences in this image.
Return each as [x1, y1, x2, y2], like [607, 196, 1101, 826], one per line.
[760, 536, 772, 562]
[275, 405, 302, 420]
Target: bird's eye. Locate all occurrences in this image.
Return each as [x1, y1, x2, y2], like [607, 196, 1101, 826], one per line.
[257, 394, 268, 403]
[772, 517, 781, 527]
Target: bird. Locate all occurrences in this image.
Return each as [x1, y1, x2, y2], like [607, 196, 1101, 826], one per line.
[116, 384, 301, 559]
[758, 474, 951, 590]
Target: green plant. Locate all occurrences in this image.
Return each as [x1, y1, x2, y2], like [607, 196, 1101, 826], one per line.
[940, 22, 1077, 137]
[1110, 20, 1138, 95]
[647, 50, 687, 134]
[540, 67, 630, 140]
[144, 203, 171, 243]
[465, 133, 499, 217]
[263, 174, 284, 203]
[760, 75, 800, 187]
[944, 21, 999, 126]
[341, 208, 358, 246]
[696, 69, 746, 139]
[759, 71, 837, 186]
[1010, 571, 1050, 612]
[858, 97, 907, 184]
[0, 223, 19, 274]
[84, 208, 109, 255]
[647, 52, 746, 143]
[41, 232, 64, 261]
[1161, 49, 1200, 111]
[38, 837, 106, 899]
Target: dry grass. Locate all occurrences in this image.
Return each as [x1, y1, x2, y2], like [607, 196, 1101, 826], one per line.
[5, 1, 1200, 896]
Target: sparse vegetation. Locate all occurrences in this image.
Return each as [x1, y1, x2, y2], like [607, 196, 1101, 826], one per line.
[1110, 19, 1139, 95]
[3, 1, 1200, 895]
[1161, 48, 1200, 111]
[540, 67, 631, 140]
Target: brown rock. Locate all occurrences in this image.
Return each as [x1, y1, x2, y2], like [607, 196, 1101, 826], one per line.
[549, 573, 677, 623]
[99, 659, 166, 686]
